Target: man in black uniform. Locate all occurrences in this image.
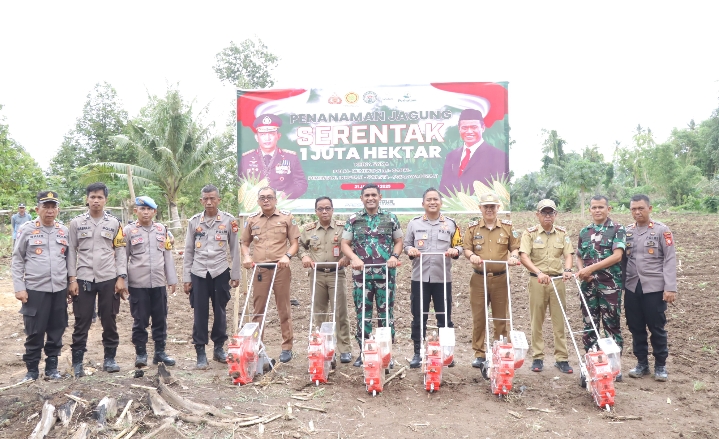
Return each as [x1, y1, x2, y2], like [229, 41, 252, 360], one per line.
[11, 191, 70, 382]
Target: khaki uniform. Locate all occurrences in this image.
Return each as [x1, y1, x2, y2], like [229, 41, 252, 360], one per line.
[183, 211, 241, 347]
[242, 209, 301, 351]
[299, 219, 351, 354]
[519, 224, 573, 361]
[463, 218, 520, 358]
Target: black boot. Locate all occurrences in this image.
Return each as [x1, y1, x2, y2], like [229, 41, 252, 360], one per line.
[44, 356, 62, 380]
[103, 347, 120, 373]
[153, 342, 176, 366]
[21, 361, 39, 383]
[196, 345, 208, 369]
[628, 360, 650, 378]
[135, 345, 148, 368]
[410, 343, 421, 369]
[213, 344, 227, 363]
[71, 350, 85, 378]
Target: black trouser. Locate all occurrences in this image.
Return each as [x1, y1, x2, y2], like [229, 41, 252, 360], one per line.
[21, 289, 68, 364]
[129, 286, 168, 346]
[190, 269, 231, 346]
[625, 281, 668, 366]
[71, 278, 120, 351]
[410, 280, 453, 351]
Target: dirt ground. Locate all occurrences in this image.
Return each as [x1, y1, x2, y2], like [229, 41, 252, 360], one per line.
[0, 211, 717, 438]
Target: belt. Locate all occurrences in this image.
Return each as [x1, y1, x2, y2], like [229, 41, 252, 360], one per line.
[317, 267, 337, 273]
[529, 272, 561, 277]
[473, 269, 506, 277]
[256, 263, 278, 270]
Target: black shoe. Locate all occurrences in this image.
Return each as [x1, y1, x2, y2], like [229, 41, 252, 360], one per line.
[389, 358, 394, 369]
[153, 342, 176, 366]
[615, 372, 623, 382]
[71, 350, 85, 378]
[531, 359, 543, 372]
[290, 299, 300, 306]
[196, 345, 208, 369]
[409, 353, 422, 369]
[279, 350, 293, 363]
[353, 354, 363, 367]
[340, 353, 352, 363]
[44, 356, 62, 380]
[22, 361, 39, 383]
[555, 361, 573, 374]
[628, 362, 650, 378]
[654, 365, 668, 382]
[135, 345, 148, 368]
[103, 347, 120, 373]
[472, 357, 485, 368]
[213, 345, 227, 363]
[448, 360, 456, 367]
[480, 361, 489, 380]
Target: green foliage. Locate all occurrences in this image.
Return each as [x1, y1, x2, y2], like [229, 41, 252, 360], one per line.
[213, 38, 279, 89]
[556, 184, 578, 211]
[540, 129, 566, 170]
[511, 172, 559, 211]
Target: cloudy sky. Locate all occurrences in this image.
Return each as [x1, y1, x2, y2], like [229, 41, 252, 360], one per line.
[1, 1, 717, 178]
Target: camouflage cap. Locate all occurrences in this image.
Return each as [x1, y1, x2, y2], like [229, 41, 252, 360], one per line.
[479, 192, 501, 205]
[537, 199, 557, 212]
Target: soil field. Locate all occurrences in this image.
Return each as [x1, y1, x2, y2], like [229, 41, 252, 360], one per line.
[0, 212, 717, 438]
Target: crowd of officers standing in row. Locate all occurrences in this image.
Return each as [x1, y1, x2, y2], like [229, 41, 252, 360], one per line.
[11, 182, 676, 385]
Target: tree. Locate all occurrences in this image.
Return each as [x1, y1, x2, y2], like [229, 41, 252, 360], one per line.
[563, 157, 604, 217]
[540, 129, 567, 170]
[0, 105, 46, 208]
[213, 38, 279, 89]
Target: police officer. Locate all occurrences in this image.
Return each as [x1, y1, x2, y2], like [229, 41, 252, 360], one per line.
[68, 182, 127, 376]
[239, 114, 308, 199]
[11, 191, 69, 382]
[404, 188, 462, 368]
[124, 196, 178, 368]
[624, 194, 676, 381]
[576, 195, 626, 360]
[241, 187, 300, 363]
[462, 192, 521, 375]
[183, 184, 241, 369]
[299, 196, 352, 364]
[519, 199, 574, 374]
[341, 183, 403, 367]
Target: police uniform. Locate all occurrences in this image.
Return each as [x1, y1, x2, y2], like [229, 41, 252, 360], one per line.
[11, 191, 68, 381]
[519, 214, 574, 364]
[124, 196, 178, 366]
[299, 218, 351, 357]
[183, 210, 241, 357]
[403, 214, 462, 357]
[67, 205, 127, 372]
[239, 114, 308, 199]
[624, 220, 676, 374]
[242, 209, 301, 352]
[463, 216, 520, 359]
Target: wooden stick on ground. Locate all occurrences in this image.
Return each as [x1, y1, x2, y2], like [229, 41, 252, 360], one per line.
[157, 379, 230, 418]
[115, 399, 133, 426]
[294, 404, 326, 413]
[0, 379, 32, 392]
[147, 389, 179, 418]
[384, 365, 408, 385]
[64, 394, 89, 405]
[29, 401, 56, 439]
[124, 425, 140, 439]
[130, 384, 157, 391]
[111, 428, 129, 439]
[57, 398, 78, 427]
[526, 407, 555, 413]
[140, 418, 174, 439]
[70, 423, 90, 439]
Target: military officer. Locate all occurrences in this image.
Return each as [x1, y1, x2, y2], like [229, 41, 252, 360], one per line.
[183, 184, 241, 369]
[67, 182, 127, 376]
[624, 194, 676, 381]
[519, 199, 575, 374]
[299, 196, 352, 364]
[241, 187, 301, 363]
[239, 113, 308, 199]
[462, 192, 521, 376]
[124, 196, 178, 368]
[404, 188, 462, 368]
[576, 195, 626, 360]
[341, 183, 404, 367]
[11, 191, 69, 382]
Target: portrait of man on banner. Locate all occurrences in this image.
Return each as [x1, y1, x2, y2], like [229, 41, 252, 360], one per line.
[438, 108, 508, 196]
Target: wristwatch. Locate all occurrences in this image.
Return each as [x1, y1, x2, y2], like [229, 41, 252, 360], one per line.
[564, 268, 573, 273]
[119, 274, 127, 279]
[285, 252, 293, 259]
[391, 252, 400, 259]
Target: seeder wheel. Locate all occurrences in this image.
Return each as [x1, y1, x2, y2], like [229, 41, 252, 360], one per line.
[580, 373, 587, 389]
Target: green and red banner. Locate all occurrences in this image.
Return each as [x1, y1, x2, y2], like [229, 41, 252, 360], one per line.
[237, 82, 509, 214]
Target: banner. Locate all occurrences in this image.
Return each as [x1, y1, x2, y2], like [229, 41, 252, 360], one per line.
[237, 82, 509, 214]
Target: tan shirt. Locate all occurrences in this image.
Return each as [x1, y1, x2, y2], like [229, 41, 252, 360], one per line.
[463, 218, 520, 274]
[183, 211, 241, 281]
[242, 209, 301, 263]
[68, 212, 127, 282]
[124, 221, 178, 288]
[519, 224, 573, 275]
[299, 218, 346, 275]
[11, 220, 69, 292]
[624, 220, 677, 293]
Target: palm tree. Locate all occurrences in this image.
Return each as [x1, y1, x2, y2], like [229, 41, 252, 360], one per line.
[86, 88, 230, 228]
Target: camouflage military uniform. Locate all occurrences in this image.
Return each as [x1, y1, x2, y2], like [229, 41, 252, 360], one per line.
[577, 218, 626, 351]
[342, 208, 403, 347]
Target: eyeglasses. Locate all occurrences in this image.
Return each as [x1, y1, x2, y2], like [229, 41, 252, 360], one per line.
[315, 207, 333, 212]
[258, 196, 276, 202]
[539, 211, 556, 217]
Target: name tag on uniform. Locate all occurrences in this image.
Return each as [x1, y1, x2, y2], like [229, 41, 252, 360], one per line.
[101, 231, 113, 239]
[333, 246, 340, 257]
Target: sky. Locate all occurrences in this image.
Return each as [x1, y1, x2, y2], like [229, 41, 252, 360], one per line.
[1, 1, 718, 179]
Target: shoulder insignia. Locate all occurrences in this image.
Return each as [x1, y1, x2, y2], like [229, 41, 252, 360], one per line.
[304, 222, 317, 231]
[348, 214, 357, 221]
[626, 223, 636, 229]
[411, 215, 422, 221]
[71, 213, 87, 221]
[443, 216, 457, 225]
[104, 210, 121, 222]
[334, 220, 345, 226]
[220, 210, 235, 219]
[280, 209, 291, 215]
[526, 226, 537, 232]
[248, 211, 260, 218]
[282, 149, 297, 155]
[468, 220, 479, 228]
[242, 149, 255, 156]
[501, 219, 512, 225]
[190, 212, 202, 220]
[555, 225, 566, 233]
